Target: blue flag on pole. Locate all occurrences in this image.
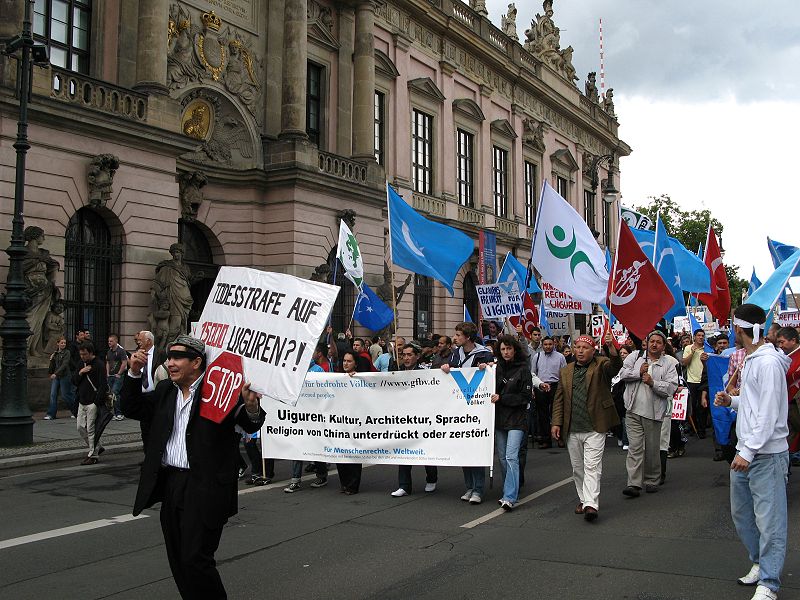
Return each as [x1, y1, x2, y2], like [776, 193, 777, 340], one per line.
[631, 227, 711, 293]
[498, 252, 542, 294]
[706, 354, 736, 445]
[353, 283, 394, 331]
[464, 304, 474, 324]
[388, 185, 473, 295]
[747, 268, 762, 299]
[538, 300, 552, 336]
[653, 216, 686, 321]
[768, 238, 800, 277]
[748, 249, 800, 312]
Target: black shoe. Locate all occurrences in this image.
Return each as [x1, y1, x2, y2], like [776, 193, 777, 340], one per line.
[697, 431, 706, 439]
[645, 484, 659, 493]
[238, 467, 247, 480]
[713, 451, 724, 461]
[622, 486, 641, 498]
[583, 506, 598, 522]
[310, 477, 328, 488]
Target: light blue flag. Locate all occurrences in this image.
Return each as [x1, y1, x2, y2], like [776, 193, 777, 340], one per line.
[747, 268, 762, 298]
[653, 216, 686, 321]
[706, 354, 736, 445]
[728, 326, 736, 348]
[353, 283, 394, 331]
[748, 249, 800, 312]
[768, 238, 800, 277]
[498, 252, 542, 295]
[388, 185, 473, 295]
[538, 300, 552, 336]
[464, 304, 474, 324]
[631, 227, 711, 293]
[688, 311, 714, 352]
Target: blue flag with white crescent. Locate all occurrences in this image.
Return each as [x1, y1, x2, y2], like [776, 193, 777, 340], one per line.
[498, 252, 542, 294]
[748, 249, 800, 312]
[747, 268, 762, 299]
[631, 227, 711, 293]
[706, 354, 736, 445]
[538, 300, 552, 336]
[353, 283, 394, 331]
[388, 185, 473, 295]
[653, 215, 686, 321]
[768, 238, 800, 277]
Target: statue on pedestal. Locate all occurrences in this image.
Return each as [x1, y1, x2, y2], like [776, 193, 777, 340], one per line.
[149, 243, 199, 354]
[501, 4, 518, 41]
[22, 226, 61, 361]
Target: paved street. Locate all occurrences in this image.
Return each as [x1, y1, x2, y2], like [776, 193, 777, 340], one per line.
[1, 434, 799, 600]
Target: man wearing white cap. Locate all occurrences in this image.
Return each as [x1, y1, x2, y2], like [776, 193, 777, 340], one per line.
[715, 304, 790, 600]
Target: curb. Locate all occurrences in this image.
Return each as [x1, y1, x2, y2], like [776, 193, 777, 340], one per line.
[0, 442, 143, 471]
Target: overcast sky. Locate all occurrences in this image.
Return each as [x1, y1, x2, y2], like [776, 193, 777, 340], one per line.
[482, 0, 800, 283]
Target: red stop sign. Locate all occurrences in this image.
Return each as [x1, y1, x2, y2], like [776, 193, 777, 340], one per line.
[200, 352, 245, 423]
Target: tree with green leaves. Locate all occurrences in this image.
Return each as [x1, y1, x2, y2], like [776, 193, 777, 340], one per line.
[634, 194, 747, 310]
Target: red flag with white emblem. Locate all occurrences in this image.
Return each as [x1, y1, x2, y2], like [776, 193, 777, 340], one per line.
[697, 227, 731, 322]
[607, 220, 674, 340]
[509, 292, 539, 339]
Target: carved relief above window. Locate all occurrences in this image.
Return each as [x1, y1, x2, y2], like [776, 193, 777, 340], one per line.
[452, 98, 485, 122]
[307, 0, 338, 51]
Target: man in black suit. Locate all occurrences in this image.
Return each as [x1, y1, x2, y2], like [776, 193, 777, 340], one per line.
[121, 335, 265, 599]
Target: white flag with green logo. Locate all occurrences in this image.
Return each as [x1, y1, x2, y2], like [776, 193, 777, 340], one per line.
[530, 181, 609, 303]
[337, 220, 363, 288]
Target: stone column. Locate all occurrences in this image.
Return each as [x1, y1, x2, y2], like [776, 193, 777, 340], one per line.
[134, 0, 168, 94]
[351, 1, 375, 160]
[280, 0, 308, 139]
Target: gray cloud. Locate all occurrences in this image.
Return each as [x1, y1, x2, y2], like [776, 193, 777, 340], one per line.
[483, 0, 800, 102]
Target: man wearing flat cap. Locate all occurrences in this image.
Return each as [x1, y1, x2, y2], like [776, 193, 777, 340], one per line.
[121, 335, 265, 599]
[551, 332, 621, 522]
[616, 330, 679, 497]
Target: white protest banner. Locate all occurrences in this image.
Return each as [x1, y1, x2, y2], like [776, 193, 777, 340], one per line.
[590, 314, 606, 338]
[196, 266, 339, 417]
[261, 367, 496, 466]
[778, 309, 800, 327]
[671, 388, 689, 421]
[476, 283, 523, 319]
[541, 281, 592, 314]
[547, 311, 570, 336]
[620, 206, 653, 230]
[673, 316, 690, 334]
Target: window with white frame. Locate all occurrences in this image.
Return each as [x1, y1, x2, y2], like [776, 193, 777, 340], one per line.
[456, 129, 474, 207]
[412, 109, 433, 195]
[493, 145, 508, 218]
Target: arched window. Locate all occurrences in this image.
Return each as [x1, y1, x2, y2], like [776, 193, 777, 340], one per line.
[64, 208, 121, 343]
[413, 275, 433, 340]
[326, 247, 355, 334]
[178, 220, 220, 325]
[463, 269, 479, 325]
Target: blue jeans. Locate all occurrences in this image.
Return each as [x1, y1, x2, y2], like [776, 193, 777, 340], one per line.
[108, 375, 124, 416]
[48, 376, 75, 418]
[462, 466, 485, 496]
[730, 451, 789, 592]
[495, 429, 525, 503]
[290, 460, 327, 482]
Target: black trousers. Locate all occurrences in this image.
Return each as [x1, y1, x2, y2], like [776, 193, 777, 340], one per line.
[687, 382, 706, 435]
[336, 463, 362, 493]
[160, 468, 227, 599]
[397, 465, 438, 492]
[244, 439, 275, 478]
[535, 384, 558, 441]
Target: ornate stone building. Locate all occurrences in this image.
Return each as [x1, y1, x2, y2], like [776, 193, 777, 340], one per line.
[0, 0, 629, 350]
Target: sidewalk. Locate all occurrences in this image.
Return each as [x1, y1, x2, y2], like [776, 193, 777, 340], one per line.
[0, 409, 143, 470]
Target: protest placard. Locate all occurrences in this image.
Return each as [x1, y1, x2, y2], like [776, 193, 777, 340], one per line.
[541, 281, 592, 314]
[261, 367, 496, 466]
[590, 314, 606, 338]
[547, 311, 570, 336]
[672, 316, 690, 334]
[778, 310, 800, 327]
[196, 266, 339, 419]
[476, 282, 523, 319]
[671, 388, 689, 421]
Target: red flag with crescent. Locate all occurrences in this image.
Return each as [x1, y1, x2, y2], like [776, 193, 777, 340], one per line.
[606, 220, 674, 340]
[510, 292, 539, 339]
[697, 227, 731, 322]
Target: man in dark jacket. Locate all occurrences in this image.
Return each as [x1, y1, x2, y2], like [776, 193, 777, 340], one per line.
[121, 335, 265, 599]
[73, 341, 108, 464]
[552, 333, 621, 522]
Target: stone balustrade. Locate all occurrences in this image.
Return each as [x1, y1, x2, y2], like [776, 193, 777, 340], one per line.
[317, 151, 368, 184]
[50, 67, 148, 122]
[412, 192, 446, 217]
[451, 2, 475, 27]
[495, 216, 518, 237]
[458, 205, 484, 227]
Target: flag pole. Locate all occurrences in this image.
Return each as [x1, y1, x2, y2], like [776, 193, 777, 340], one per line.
[386, 184, 401, 367]
[605, 199, 623, 339]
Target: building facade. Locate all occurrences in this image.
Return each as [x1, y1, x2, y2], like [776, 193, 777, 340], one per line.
[0, 0, 630, 361]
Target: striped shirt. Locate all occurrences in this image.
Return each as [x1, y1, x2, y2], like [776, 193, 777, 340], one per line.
[162, 375, 204, 469]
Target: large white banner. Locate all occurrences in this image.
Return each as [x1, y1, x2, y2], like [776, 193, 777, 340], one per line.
[541, 281, 592, 314]
[476, 283, 523, 319]
[261, 368, 496, 466]
[546, 311, 570, 336]
[197, 267, 339, 407]
[778, 309, 800, 327]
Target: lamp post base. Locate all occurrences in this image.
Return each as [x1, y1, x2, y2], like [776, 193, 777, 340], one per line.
[0, 416, 34, 446]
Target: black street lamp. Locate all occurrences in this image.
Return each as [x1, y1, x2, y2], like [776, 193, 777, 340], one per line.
[0, 0, 48, 446]
[588, 152, 619, 205]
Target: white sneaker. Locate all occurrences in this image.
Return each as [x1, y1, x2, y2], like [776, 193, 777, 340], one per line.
[390, 488, 409, 497]
[738, 563, 760, 586]
[750, 585, 777, 600]
[460, 489, 473, 501]
[468, 492, 482, 504]
[43, 415, 53, 420]
[622, 444, 629, 450]
[424, 482, 436, 493]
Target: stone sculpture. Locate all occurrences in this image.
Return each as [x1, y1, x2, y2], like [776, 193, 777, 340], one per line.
[149, 243, 198, 354]
[501, 4, 518, 41]
[178, 171, 207, 221]
[22, 226, 61, 360]
[585, 71, 599, 103]
[603, 88, 615, 116]
[87, 154, 120, 208]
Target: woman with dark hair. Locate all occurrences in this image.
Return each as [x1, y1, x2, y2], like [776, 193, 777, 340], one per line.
[337, 350, 364, 494]
[492, 335, 542, 510]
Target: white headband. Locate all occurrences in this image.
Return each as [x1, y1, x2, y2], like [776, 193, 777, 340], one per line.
[733, 317, 763, 343]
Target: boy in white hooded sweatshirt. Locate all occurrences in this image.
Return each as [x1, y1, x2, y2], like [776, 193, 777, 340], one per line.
[715, 303, 790, 600]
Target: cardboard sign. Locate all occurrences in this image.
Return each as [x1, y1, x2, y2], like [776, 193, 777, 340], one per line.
[197, 266, 339, 408]
[476, 282, 523, 319]
[541, 281, 592, 314]
[778, 310, 800, 327]
[590, 314, 606, 338]
[671, 387, 689, 421]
